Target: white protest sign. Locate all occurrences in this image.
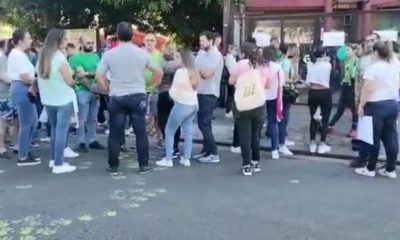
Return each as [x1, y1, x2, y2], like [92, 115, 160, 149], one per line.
[323, 32, 345, 47]
[252, 32, 271, 48]
[373, 30, 398, 42]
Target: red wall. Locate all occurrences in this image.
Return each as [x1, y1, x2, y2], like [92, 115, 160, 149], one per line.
[246, 0, 326, 11]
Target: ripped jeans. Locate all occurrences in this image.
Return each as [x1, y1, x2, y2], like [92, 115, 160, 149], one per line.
[108, 93, 149, 169]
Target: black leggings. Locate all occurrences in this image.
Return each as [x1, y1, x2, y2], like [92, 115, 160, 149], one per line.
[157, 91, 180, 151]
[233, 104, 265, 166]
[308, 89, 332, 142]
[329, 84, 358, 130]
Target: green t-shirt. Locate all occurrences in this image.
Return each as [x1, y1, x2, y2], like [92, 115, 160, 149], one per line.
[69, 52, 100, 92]
[343, 56, 359, 85]
[145, 50, 163, 93]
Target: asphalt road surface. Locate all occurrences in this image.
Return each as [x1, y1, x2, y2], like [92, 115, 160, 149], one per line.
[0, 141, 399, 240]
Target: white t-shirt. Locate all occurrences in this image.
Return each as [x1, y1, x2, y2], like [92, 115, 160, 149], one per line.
[169, 68, 198, 106]
[306, 58, 332, 88]
[265, 62, 285, 100]
[7, 48, 35, 81]
[363, 59, 400, 102]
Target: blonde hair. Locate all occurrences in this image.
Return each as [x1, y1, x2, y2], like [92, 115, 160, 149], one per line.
[38, 28, 65, 79]
[179, 49, 201, 89]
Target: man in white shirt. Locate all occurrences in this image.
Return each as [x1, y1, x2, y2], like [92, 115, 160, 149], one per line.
[194, 31, 224, 163]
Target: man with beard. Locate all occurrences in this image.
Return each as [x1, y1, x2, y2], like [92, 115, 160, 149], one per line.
[69, 36, 105, 153]
[194, 31, 224, 163]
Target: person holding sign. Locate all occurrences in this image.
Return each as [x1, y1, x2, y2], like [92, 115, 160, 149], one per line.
[328, 44, 359, 138]
[229, 42, 271, 176]
[355, 41, 400, 179]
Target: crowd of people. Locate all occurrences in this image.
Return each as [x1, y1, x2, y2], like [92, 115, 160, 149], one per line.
[0, 21, 399, 178]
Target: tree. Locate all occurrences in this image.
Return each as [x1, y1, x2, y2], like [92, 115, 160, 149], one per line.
[0, 0, 243, 45]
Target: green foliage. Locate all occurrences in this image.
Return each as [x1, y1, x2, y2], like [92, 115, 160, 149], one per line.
[0, 0, 243, 45]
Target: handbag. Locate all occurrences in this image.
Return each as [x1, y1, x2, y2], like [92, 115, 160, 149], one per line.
[282, 87, 299, 104]
[234, 68, 266, 112]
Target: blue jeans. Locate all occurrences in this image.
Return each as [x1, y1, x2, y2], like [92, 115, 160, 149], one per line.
[165, 102, 197, 160]
[46, 103, 73, 166]
[108, 93, 149, 169]
[278, 100, 291, 145]
[10, 81, 38, 159]
[77, 91, 99, 144]
[266, 99, 279, 150]
[197, 94, 218, 155]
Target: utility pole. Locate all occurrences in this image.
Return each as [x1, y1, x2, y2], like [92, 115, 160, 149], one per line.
[222, 0, 232, 54]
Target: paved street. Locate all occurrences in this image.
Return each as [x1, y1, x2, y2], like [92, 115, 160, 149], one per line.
[0, 135, 399, 240]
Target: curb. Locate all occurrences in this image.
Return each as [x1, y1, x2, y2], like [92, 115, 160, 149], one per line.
[191, 139, 396, 165]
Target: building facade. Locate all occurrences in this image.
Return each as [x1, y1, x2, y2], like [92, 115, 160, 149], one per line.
[240, 0, 400, 45]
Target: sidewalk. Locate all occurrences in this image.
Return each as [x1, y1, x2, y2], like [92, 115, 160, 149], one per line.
[192, 103, 391, 161]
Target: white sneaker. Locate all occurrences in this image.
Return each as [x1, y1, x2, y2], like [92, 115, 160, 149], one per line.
[40, 137, 50, 142]
[230, 146, 241, 154]
[271, 150, 279, 160]
[49, 161, 71, 168]
[179, 157, 191, 167]
[317, 143, 331, 154]
[49, 160, 55, 168]
[156, 158, 173, 167]
[285, 140, 295, 146]
[225, 112, 233, 118]
[309, 141, 317, 153]
[279, 145, 293, 156]
[105, 129, 110, 135]
[64, 147, 79, 158]
[52, 164, 77, 174]
[198, 154, 220, 163]
[355, 167, 376, 177]
[378, 168, 397, 179]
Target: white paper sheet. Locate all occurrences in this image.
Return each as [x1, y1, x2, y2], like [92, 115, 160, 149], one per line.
[252, 32, 271, 48]
[356, 116, 373, 145]
[323, 32, 345, 47]
[373, 30, 398, 42]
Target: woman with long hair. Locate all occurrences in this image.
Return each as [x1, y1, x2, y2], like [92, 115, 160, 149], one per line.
[156, 49, 201, 167]
[8, 29, 40, 166]
[37, 28, 77, 174]
[229, 42, 271, 176]
[306, 47, 332, 154]
[355, 41, 400, 179]
[263, 46, 285, 160]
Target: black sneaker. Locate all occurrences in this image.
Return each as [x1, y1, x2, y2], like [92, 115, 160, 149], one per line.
[242, 165, 252, 176]
[17, 155, 41, 167]
[0, 151, 12, 159]
[139, 166, 152, 174]
[106, 167, 120, 176]
[76, 143, 89, 153]
[28, 152, 41, 161]
[89, 141, 106, 150]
